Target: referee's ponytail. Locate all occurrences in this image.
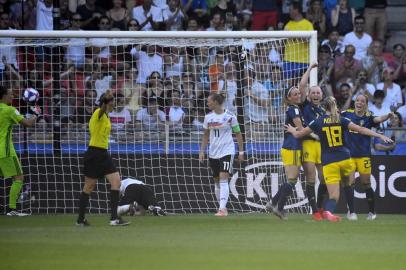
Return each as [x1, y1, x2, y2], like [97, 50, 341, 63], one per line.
[99, 92, 114, 106]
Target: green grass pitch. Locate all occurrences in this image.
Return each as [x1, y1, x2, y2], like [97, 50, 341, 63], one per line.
[1, 213, 405, 270]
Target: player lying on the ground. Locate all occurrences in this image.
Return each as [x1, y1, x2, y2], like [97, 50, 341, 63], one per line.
[117, 178, 166, 216]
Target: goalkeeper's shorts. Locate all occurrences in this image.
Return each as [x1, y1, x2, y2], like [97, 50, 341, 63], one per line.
[83, 147, 118, 179]
[281, 148, 301, 167]
[0, 155, 23, 178]
[323, 159, 355, 185]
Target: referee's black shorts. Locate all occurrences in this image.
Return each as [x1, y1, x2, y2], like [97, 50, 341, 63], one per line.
[83, 146, 118, 179]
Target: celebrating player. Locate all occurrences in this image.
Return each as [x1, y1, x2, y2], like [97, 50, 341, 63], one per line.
[0, 86, 37, 216]
[298, 63, 327, 221]
[266, 84, 304, 220]
[76, 91, 129, 226]
[117, 177, 166, 217]
[285, 96, 393, 222]
[342, 94, 394, 220]
[199, 93, 244, 217]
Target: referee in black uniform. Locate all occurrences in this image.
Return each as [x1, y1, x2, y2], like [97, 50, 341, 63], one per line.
[76, 90, 129, 226]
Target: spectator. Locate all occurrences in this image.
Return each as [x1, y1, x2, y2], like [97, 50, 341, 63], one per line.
[317, 45, 334, 97]
[283, 2, 313, 79]
[362, 40, 388, 87]
[206, 12, 226, 31]
[386, 111, 406, 142]
[168, 90, 185, 131]
[76, 0, 105, 30]
[373, 129, 396, 153]
[348, 0, 365, 15]
[331, 0, 355, 37]
[364, 0, 387, 42]
[389, 44, 406, 89]
[186, 16, 201, 30]
[60, 87, 76, 126]
[211, 0, 238, 19]
[250, 0, 278, 30]
[396, 104, 406, 124]
[351, 69, 376, 106]
[376, 67, 403, 111]
[236, 0, 253, 30]
[306, 0, 326, 38]
[9, 0, 36, 29]
[221, 62, 238, 114]
[334, 44, 362, 84]
[109, 94, 132, 131]
[86, 64, 113, 104]
[163, 0, 186, 31]
[65, 13, 86, 69]
[182, 0, 209, 28]
[130, 45, 163, 84]
[143, 71, 165, 109]
[208, 49, 226, 93]
[89, 16, 112, 61]
[126, 18, 140, 31]
[132, 0, 164, 31]
[321, 28, 344, 58]
[0, 12, 18, 80]
[180, 72, 196, 111]
[135, 97, 166, 131]
[59, 0, 73, 30]
[369, 89, 392, 128]
[164, 47, 185, 79]
[263, 65, 286, 111]
[75, 89, 97, 128]
[244, 69, 270, 123]
[342, 15, 372, 61]
[122, 67, 144, 113]
[336, 82, 354, 110]
[192, 46, 211, 91]
[36, 0, 53, 30]
[106, 0, 129, 31]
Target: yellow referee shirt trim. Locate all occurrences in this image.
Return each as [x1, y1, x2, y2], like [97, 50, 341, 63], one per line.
[88, 108, 111, 149]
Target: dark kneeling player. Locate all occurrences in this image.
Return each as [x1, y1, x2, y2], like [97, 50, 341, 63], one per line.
[117, 178, 166, 216]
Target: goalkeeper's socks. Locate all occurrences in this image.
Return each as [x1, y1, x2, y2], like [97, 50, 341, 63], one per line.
[305, 183, 318, 213]
[316, 183, 327, 209]
[277, 182, 294, 211]
[110, 190, 120, 220]
[9, 180, 23, 210]
[365, 187, 376, 214]
[324, 199, 337, 213]
[219, 179, 229, 210]
[78, 192, 90, 222]
[214, 181, 220, 204]
[344, 185, 355, 213]
[271, 190, 281, 206]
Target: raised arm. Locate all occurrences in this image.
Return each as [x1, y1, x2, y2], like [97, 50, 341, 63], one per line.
[285, 124, 313, 138]
[348, 122, 393, 143]
[373, 112, 394, 124]
[298, 63, 318, 103]
[19, 115, 37, 127]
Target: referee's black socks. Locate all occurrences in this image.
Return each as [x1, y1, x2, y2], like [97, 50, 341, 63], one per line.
[110, 190, 119, 220]
[78, 192, 90, 222]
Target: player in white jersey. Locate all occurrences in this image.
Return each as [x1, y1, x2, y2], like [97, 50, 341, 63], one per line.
[117, 178, 166, 217]
[199, 93, 244, 217]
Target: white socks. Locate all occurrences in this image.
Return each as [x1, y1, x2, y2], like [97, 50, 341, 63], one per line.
[214, 181, 220, 203]
[219, 179, 229, 210]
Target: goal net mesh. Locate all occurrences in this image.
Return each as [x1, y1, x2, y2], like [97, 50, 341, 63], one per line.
[0, 33, 312, 214]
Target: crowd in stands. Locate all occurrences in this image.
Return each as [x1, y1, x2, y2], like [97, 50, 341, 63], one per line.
[0, 0, 405, 145]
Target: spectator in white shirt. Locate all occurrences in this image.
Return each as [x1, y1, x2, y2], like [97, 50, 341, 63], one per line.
[135, 97, 166, 131]
[131, 45, 163, 84]
[109, 94, 132, 131]
[168, 90, 185, 131]
[369, 90, 392, 128]
[132, 0, 164, 31]
[342, 15, 372, 61]
[36, 0, 53, 30]
[65, 13, 86, 68]
[0, 12, 18, 79]
[362, 40, 388, 87]
[163, 0, 185, 31]
[376, 67, 403, 111]
[396, 104, 406, 124]
[89, 16, 112, 61]
[244, 69, 270, 123]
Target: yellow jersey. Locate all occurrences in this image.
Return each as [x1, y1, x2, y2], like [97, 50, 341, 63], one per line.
[88, 108, 111, 149]
[284, 19, 314, 63]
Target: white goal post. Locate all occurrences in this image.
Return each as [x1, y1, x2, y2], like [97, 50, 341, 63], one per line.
[0, 30, 317, 214]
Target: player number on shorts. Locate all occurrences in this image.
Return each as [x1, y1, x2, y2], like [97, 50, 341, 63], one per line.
[364, 159, 371, 168]
[322, 126, 343, 147]
[214, 129, 220, 137]
[223, 161, 230, 171]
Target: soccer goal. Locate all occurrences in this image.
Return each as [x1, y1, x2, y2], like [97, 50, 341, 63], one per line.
[0, 30, 317, 214]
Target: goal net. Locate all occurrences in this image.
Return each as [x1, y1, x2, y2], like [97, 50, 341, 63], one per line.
[0, 31, 317, 214]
